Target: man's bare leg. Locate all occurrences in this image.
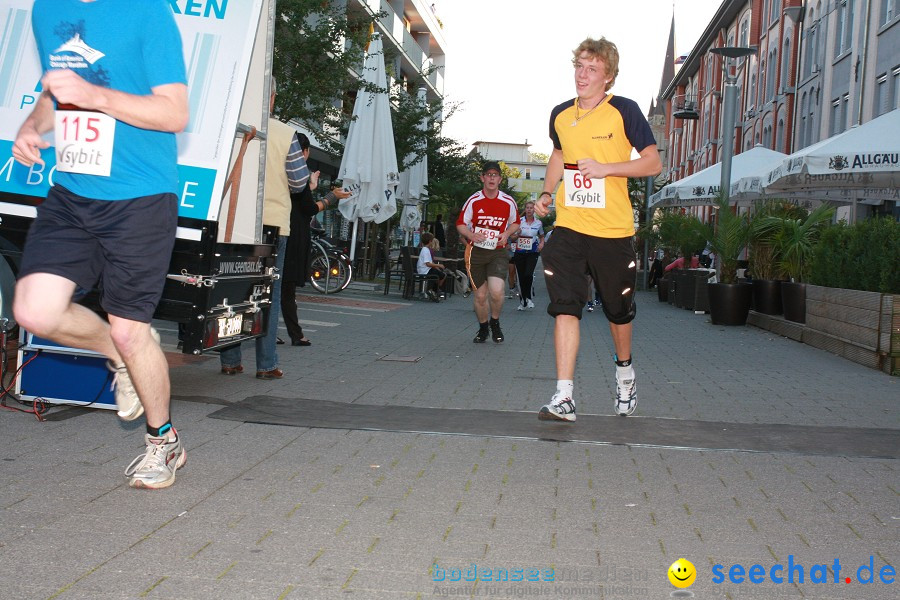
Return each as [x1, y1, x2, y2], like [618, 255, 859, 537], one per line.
[486, 276, 506, 320]
[609, 322, 632, 361]
[538, 313, 580, 421]
[14, 274, 170, 429]
[13, 273, 121, 360]
[472, 282, 489, 323]
[555, 314, 580, 380]
[108, 315, 171, 429]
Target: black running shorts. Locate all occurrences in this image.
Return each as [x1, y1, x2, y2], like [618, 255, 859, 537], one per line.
[541, 226, 637, 323]
[465, 245, 509, 289]
[19, 185, 178, 322]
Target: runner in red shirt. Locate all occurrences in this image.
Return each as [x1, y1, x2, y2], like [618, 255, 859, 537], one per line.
[456, 161, 519, 343]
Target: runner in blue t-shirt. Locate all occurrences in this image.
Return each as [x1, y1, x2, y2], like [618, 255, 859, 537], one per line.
[511, 201, 545, 311]
[12, 0, 189, 490]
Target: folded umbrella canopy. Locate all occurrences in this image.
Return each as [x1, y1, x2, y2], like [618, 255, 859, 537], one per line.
[338, 34, 399, 260]
[399, 87, 429, 243]
[650, 145, 787, 209]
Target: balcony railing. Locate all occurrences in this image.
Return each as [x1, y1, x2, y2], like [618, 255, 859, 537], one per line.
[672, 94, 699, 120]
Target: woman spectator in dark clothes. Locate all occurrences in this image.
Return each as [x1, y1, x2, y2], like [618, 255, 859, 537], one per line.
[281, 135, 350, 346]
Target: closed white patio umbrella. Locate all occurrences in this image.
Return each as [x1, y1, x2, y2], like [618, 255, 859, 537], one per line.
[337, 34, 400, 260]
[399, 87, 429, 244]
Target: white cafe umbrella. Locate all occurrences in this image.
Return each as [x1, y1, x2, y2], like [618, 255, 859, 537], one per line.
[762, 109, 900, 204]
[338, 35, 400, 260]
[399, 87, 429, 244]
[650, 145, 787, 209]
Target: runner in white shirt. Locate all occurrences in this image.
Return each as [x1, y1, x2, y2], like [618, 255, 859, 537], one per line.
[510, 201, 545, 311]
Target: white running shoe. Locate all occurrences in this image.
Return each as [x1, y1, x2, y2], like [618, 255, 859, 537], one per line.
[516, 304, 526, 311]
[538, 391, 576, 422]
[525, 298, 535, 309]
[108, 327, 161, 421]
[125, 430, 186, 489]
[614, 373, 637, 416]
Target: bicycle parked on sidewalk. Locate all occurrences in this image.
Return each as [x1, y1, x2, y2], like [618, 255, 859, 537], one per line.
[308, 232, 353, 294]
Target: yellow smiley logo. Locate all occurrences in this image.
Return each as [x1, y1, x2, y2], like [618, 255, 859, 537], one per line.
[668, 558, 697, 588]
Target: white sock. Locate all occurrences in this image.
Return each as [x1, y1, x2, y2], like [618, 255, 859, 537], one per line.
[616, 365, 635, 382]
[556, 380, 574, 399]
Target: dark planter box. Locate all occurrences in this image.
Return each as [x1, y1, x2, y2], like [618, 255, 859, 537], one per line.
[708, 282, 752, 326]
[781, 281, 806, 323]
[752, 279, 783, 315]
[657, 276, 670, 302]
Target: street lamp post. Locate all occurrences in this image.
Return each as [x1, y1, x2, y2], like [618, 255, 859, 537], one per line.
[709, 47, 756, 200]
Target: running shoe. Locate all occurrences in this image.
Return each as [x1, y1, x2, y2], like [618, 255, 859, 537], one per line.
[525, 298, 535, 309]
[507, 285, 517, 299]
[125, 430, 186, 489]
[107, 327, 161, 421]
[516, 302, 526, 311]
[489, 319, 504, 343]
[473, 324, 489, 343]
[614, 373, 637, 416]
[586, 300, 595, 313]
[538, 390, 576, 422]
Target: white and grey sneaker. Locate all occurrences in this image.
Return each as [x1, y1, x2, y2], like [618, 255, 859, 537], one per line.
[107, 327, 161, 421]
[539, 391, 576, 422]
[125, 430, 186, 489]
[525, 298, 535, 309]
[614, 373, 637, 416]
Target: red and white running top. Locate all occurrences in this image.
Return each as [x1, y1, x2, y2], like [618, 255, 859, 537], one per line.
[456, 191, 518, 249]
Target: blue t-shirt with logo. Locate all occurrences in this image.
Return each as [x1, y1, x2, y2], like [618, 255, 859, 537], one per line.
[32, 0, 186, 200]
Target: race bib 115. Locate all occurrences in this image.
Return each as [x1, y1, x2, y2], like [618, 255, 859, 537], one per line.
[54, 109, 116, 177]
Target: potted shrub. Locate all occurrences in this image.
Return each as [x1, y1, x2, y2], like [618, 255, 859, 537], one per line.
[707, 194, 752, 325]
[747, 201, 805, 315]
[670, 213, 711, 310]
[774, 203, 835, 323]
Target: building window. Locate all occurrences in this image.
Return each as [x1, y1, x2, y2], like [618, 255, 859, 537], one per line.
[759, 60, 766, 103]
[776, 113, 785, 150]
[525, 168, 531, 180]
[767, 49, 777, 101]
[831, 98, 841, 135]
[893, 68, 900, 109]
[739, 18, 750, 49]
[804, 20, 815, 76]
[881, 0, 897, 26]
[800, 92, 808, 146]
[781, 37, 791, 90]
[834, 0, 854, 58]
[770, 0, 780, 24]
[875, 74, 889, 115]
[842, 93, 850, 130]
[749, 73, 757, 108]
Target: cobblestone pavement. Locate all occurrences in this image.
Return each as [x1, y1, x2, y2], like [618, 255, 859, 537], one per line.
[0, 268, 896, 599]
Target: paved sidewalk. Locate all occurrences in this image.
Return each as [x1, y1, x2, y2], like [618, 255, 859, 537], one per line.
[0, 270, 897, 599]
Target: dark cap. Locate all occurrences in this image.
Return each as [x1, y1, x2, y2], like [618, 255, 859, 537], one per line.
[481, 160, 501, 175]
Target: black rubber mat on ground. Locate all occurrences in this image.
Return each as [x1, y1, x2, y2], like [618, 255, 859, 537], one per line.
[208, 396, 900, 459]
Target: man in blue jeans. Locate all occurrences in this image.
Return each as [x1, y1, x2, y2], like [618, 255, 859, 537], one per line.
[220, 78, 309, 379]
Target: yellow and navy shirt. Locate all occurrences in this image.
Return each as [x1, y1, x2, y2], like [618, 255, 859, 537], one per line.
[549, 95, 656, 238]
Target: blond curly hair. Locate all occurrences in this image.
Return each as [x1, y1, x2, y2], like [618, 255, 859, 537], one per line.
[572, 37, 619, 92]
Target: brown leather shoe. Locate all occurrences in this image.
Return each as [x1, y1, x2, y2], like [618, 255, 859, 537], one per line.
[221, 365, 243, 375]
[256, 368, 283, 380]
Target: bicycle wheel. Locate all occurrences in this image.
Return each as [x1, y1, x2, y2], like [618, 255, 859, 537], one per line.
[309, 253, 350, 294]
[328, 251, 353, 291]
